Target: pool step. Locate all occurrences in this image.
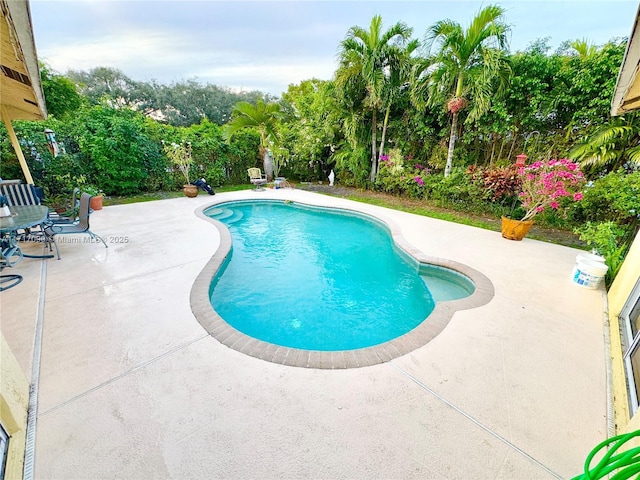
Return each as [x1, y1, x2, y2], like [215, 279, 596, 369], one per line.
[225, 210, 244, 224]
[207, 208, 243, 224]
[208, 208, 234, 220]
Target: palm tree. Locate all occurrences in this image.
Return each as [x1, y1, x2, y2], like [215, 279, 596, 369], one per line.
[378, 39, 420, 161]
[570, 38, 598, 59]
[417, 4, 511, 177]
[570, 114, 640, 174]
[336, 15, 414, 183]
[223, 98, 284, 178]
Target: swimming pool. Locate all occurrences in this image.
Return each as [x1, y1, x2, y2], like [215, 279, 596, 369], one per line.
[192, 198, 494, 368]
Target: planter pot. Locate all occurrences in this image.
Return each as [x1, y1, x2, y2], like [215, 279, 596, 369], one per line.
[501, 216, 534, 241]
[90, 195, 103, 211]
[183, 184, 199, 197]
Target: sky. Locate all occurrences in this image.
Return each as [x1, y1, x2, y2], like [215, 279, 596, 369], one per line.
[29, 0, 639, 96]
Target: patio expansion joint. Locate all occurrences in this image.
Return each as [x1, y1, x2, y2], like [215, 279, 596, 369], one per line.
[388, 361, 564, 480]
[23, 253, 48, 480]
[37, 333, 210, 418]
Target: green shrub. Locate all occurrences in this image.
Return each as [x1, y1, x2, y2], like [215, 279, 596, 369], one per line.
[569, 170, 640, 226]
[333, 144, 370, 188]
[375, 149, 433, 199]
[203, 164, 226, 187]
[68, 106, 162, 195]
[575, 221, 630, 286]
[424, 168, 485, 211]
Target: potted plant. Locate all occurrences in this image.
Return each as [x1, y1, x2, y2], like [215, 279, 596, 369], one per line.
[502, 158, 585, 240]
[163, 141, 197, 197]
[83, 185, 104, 210]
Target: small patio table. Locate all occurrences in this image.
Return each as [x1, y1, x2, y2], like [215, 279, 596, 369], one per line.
[0, 205, 52, 291]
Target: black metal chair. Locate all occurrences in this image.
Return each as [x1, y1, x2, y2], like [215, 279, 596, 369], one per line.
[44, 192, 107, 259]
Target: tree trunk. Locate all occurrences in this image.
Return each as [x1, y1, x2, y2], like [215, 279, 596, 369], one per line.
[444, 111, 458, 177]
[507, 129, 517, 162]
[496, 136, 505, 164]
[263, 150, 274, 180]
[370, 109, 378, 183]
[489, 133, 496, 166]
[378, 105, 391, 161]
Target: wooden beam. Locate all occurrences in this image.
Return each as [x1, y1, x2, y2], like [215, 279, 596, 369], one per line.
[1, 105, 34, 184]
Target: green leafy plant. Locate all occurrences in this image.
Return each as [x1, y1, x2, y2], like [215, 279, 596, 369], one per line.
[570, 170, 640, 225]
[83, 185, 103, 196]
[575, 221, 629, 286]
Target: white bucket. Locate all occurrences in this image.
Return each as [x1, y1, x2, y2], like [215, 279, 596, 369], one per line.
[571, 253, 606, 277]
[572, 258, 608, 289]
[578, 252, 606, 264]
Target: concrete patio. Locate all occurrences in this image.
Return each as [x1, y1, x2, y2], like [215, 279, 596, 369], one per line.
[3, 188, 607, 479]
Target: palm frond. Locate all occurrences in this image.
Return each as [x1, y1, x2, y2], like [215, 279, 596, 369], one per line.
[626, 145, 640, 166]
[591, 125, 635, 145]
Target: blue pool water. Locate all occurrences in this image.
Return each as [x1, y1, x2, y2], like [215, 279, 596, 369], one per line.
[205, 201, 473, 351]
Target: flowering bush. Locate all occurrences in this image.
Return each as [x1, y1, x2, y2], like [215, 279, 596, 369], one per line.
[518, 158, 585, 221]
[376, 149, 431, 198]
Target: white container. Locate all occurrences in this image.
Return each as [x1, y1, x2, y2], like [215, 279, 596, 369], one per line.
[0, 205, 10, 217]
[571, 252, 606, 277]
[573, 259, 609, 289]
[578, 252, 606, 264]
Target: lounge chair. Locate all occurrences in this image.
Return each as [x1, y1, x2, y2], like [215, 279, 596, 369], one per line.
[247, 168, 267, 191]
[44, 192, 107, 259]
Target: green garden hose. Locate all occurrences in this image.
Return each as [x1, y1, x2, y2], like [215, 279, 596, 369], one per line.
[572, 430, 640, 479]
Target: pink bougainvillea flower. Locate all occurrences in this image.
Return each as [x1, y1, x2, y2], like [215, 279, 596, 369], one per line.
[414, 176, 424, 186]
[516, 158, 585, 221]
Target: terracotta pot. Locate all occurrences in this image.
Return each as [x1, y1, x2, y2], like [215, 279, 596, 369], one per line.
[501, 216, 534, 241]
[183, 184, 199, 197]
[90, 195, 103, 211]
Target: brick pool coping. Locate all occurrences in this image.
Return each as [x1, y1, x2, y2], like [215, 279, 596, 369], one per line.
[190, 199, 495, 369]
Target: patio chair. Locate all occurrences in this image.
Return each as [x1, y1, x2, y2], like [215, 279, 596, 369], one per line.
[247, 168, 267, 191]
[0, 181, 40, 206]
[48, 187, 81, 223]
[44, 192, 108, 259]
[0, 181, 55, 249]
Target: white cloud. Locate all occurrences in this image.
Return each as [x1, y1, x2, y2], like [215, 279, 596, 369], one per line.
[32, 0, 639, 96]
[193, 59, 338, 93]
[40, 28, 191, 74]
